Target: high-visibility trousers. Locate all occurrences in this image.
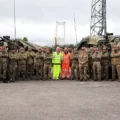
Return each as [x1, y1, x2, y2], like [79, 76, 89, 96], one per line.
[62, 62, 70, 79]
[53, 65, 61, 80]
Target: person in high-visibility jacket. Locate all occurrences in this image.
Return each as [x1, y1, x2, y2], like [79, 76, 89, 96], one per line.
[52, 47, 63, 80]
[62, 48, 71, 79]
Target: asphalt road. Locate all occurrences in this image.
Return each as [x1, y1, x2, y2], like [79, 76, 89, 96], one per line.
[0, 80, 120, 120]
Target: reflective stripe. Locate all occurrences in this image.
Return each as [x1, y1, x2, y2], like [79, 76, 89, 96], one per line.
[52, 52, 62, 64]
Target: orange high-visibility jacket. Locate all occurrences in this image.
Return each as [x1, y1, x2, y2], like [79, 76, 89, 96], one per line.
[62, 52, 71, 79]
[62, 52, 71, 64]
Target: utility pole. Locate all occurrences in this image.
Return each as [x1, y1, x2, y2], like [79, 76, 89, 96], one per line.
[73, 13, 78, 44]
[90, 0, 107, 36]
[13, 0, 17, 40]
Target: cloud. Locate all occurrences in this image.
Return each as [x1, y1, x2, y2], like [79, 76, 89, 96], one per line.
[0, 0, 119, 45]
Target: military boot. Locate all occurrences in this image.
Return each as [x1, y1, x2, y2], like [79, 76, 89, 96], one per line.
[70, 76, 74, 80]
[80, 75, 83, 81]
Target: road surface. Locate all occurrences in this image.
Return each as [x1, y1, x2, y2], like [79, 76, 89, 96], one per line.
[0, 80, 120, 120]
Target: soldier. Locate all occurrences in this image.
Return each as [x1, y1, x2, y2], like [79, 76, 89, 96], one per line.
[44, 49, 52, 80]
[111, 45, 120, 81]
[0, 42, 8, 83]
[88, 46, 97, 80]
[9, 47, 18, 82]
[60, 48, 63, 53]
[26, 47, 35, 79]
[68, 47, 72, 53]
[101, 47, 109, 80]
[88, 47, 93, 80]
[78, 47, 88, 81]
[92, 48, 101, 81]
[70, 48, 79, 80]
[18, 48, 27, 80]
[34, 48, 44, 80]
[43, 47, 47, 54]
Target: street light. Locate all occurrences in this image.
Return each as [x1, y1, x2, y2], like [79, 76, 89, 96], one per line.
[73, 13, 78, 44]
[13, 0, 16, 40]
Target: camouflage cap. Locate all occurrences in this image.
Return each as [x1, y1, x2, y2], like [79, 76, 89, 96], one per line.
[81, 47, 86, 50]
[44, 47, 47, 50]
[20, 47, 25, 50]
[38, 47, 42, 50]
[28, 46, 32, 49]
[74, 48, 77, 51]
[47, 48, 50, 51]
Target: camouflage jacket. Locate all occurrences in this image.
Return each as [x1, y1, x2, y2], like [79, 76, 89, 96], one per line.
[0, 50, 8, 63]
[88, 52, 94, 66]
[27, 51, 35, 65]
[18, 52, 27, 65]
[44, 53, 52, 64]
[9, 52, 18, 65]
[78, 51, 88, 66]
[101, 52, 109, 64]
[34, 52, 44, 66]
[70, 53, 78, 64]
[92, 52, 101, 62]
[111, 50, 120, 65]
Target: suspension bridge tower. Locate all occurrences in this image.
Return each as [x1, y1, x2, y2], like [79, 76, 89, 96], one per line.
[55, 22, 66, 45]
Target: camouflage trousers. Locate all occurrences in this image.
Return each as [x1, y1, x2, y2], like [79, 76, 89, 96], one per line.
[0, 62, 7, 80]
[9, 64, 17, 82]
[79, 66, 88, 81]
[92, 62, 101, 81]
[101, 63, 109, 80]
[112, 65, 120, 81]
[88, 64, 93, 79]
[27, 64, 34, 79]
[35, 65, 44, 80]
[18, 64, 26, 80]
[44, 64, 52, 80]
[71, 63, 79, 80]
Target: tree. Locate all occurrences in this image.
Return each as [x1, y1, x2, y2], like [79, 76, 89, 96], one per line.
[69, 44, 75, 49]
[23, 37, 28, 42]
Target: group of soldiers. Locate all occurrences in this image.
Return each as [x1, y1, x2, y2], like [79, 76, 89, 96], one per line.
[71, 45, 120, 82]
[0, 41, 120, 83]
[0, 42, 53, 83]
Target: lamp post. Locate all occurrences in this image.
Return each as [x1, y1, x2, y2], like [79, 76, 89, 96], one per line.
[13, 0, 16, 40]
[73, 13, 78, 44]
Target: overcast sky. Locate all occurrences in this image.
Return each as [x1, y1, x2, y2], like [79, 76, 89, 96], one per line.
[0, 0, 120, 45]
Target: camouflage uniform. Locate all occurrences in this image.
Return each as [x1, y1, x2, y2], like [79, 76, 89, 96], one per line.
[70, 50, 79, 80]
[0, 49, 8, 81]
[111, 49, 120, 81]
[26, 51, 35, 79]
[88, 48, 94, 80]
[34, 51, 44, 80]
[44, 51, 52, 80]
[9, 51, 18, 82]
[92, 52, 101, 81]
[78, 51, 88, 81]
[101, 51, 109, 80]
[18, 51, 27, 80]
